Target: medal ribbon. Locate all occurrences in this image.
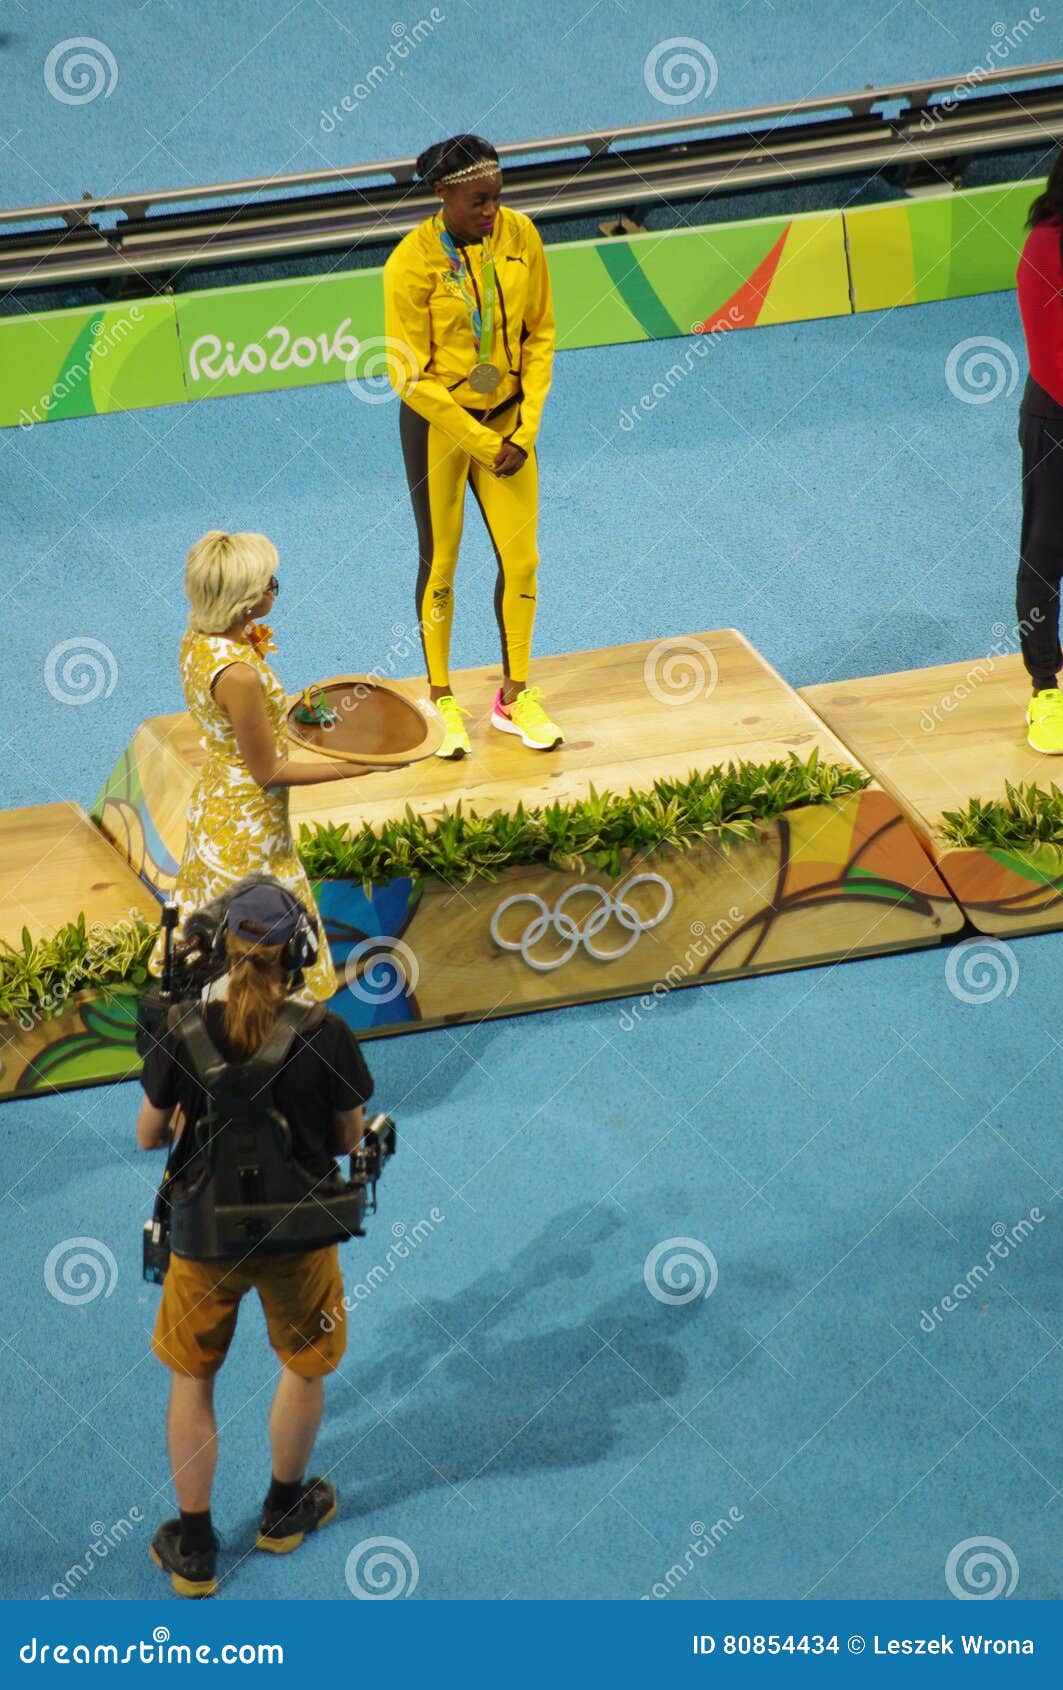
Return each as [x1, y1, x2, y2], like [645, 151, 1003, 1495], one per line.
[437, 216, 496, 371]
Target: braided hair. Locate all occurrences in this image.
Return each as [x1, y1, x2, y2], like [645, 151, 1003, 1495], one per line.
[415, 133, 499, 185]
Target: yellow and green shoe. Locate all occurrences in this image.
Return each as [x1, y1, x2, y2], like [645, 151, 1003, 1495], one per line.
[434, 694, 472, 759]
[491, 684, 564, 751]
[1026, 687, 1063, 754]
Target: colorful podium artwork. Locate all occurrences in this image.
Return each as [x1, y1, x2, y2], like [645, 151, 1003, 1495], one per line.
[0, 805, 156, 1099]
[803, 652, 1063, 935]
[318, 786, 960, 1040]
[1, 633, 969, 1101]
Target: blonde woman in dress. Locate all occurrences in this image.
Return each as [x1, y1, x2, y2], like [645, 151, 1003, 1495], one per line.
[155, 530, 365, 1002]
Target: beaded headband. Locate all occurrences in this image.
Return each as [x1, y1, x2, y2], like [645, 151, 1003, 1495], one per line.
[438, 157, 500, 185]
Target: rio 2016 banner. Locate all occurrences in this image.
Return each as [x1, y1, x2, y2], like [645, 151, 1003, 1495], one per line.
[0, 178, 1043, 429]
[176, 271, 387, 399]
[172, 209, 851, 408]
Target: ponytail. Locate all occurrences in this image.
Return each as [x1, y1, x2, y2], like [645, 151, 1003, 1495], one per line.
[1027, 145, 1063, 228]
[222, 932, 287, 1058]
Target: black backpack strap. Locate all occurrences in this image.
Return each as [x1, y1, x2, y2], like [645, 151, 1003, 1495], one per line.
[240, 1000, 326, 1086]
[170, 1002, 230, 1090]
[174, 998, 327, 1101]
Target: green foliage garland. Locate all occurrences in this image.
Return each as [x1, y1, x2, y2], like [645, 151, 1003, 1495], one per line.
[297, 752, 869, 892]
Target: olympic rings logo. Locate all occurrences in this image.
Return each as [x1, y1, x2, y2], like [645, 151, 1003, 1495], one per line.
[489, 875, 674, 972]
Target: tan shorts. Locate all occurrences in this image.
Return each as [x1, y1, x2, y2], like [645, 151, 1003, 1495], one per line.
[153, 1245, 346, 1379]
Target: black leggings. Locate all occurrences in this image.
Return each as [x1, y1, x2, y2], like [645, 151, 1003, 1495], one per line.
[398, 397, 538, 687]
[1017, 406, 1063, 689]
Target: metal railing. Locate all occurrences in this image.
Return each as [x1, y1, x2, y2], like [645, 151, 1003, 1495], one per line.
[1, 58, 1060, 293]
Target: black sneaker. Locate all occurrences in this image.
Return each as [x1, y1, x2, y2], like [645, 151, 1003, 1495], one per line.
[149, 1519, 218, 1598]
[256, 1476, 338, 1554]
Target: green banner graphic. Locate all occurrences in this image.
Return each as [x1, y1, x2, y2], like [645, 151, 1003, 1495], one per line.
[0, 177, 1045, 428]
[175, 271, 385, 401]
[0, 297, 184, 429]
[172, 209, 851, 405]
[845, 177, 1042, 312]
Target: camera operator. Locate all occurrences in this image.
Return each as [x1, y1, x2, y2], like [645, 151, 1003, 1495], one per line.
[136, 880, 373, 1599]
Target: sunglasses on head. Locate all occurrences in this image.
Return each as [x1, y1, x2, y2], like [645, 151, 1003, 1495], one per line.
[267, 575, 279, 596]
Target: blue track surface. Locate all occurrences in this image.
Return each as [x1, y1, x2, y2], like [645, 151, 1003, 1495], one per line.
[0, 0, 1053, 206]
[0, 0, 1059, 1607]
[0, 0, 1047, 204]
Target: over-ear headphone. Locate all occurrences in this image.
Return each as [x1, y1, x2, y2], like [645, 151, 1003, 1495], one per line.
[211, 877, 320, 980]
[273, 889, 319, 977]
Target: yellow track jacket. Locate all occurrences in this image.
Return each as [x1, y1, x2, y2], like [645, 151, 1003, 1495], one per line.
[383, 204, 555, 468]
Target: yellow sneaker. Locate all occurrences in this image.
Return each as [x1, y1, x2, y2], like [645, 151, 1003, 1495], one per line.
[434, 694, 471, 759]
[491, 684, 564, 750]
[1026, 688, 1063, 753]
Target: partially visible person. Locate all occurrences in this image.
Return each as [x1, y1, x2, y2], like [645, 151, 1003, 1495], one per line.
[153, 529, 375, 1000]
[138, 880, 373, 1598]
[1016, 149, 1063, 752]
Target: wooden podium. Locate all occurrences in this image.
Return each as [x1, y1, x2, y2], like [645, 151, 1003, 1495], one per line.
[82, 630, 960, 1051]
[0, 631, 971, 1100]
[0, 804, 156, 1098]
[804, 652, 1063, 935]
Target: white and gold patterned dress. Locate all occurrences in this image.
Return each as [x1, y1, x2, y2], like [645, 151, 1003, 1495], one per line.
[151, 629, 338, 1001]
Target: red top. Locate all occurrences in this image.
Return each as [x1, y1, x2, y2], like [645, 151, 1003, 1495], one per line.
[1016, 218, 1063, 408]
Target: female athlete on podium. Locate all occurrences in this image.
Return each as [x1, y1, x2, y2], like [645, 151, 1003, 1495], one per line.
[384, 133, 563, 759]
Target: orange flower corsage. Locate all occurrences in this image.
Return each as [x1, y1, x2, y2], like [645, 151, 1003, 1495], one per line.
[245, 621, 276, 659]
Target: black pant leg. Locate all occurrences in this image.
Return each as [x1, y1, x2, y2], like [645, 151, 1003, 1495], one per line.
[398, 401, 436, 677]
[1017, 410, 1063, 687]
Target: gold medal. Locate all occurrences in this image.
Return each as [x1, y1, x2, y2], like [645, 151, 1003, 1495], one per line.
[468, 361, 503, 394]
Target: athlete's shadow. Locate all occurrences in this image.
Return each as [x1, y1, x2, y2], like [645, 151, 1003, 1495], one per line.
[320, 1203, 708, 1514]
